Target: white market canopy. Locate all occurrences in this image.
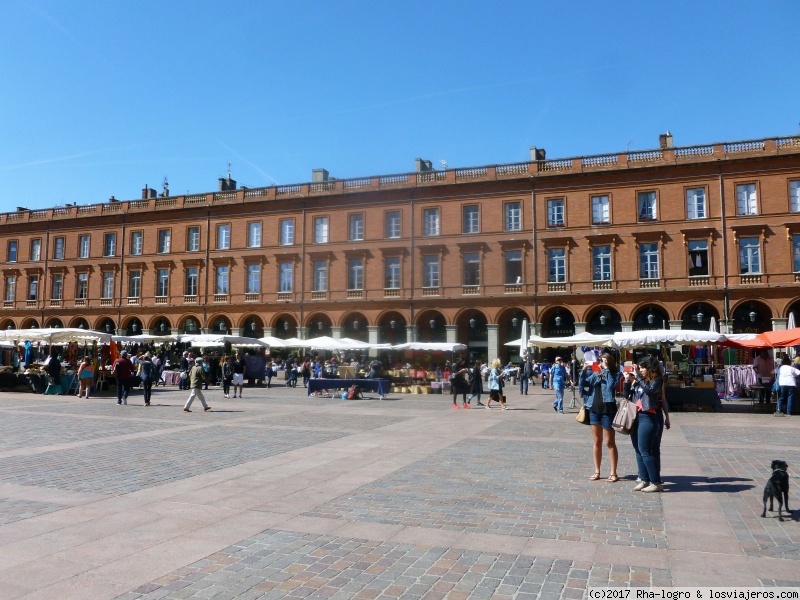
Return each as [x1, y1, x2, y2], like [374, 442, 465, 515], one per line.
[610, 329, 728, 349]
[0, 327, 112, 345]
[178, 334, 268, 348]
[258, 336, 287, 348]
[527, 333, 615, 348]
[112, 334, 178, 344]
[391, 342, 467, 352]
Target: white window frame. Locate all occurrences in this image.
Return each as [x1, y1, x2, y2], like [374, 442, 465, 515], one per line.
[736, 183, 758, 216]
[423, 208, 440, 237]
[79, 235, 90, 259]
[348, 258, 364, 290]
[688, 240, 709, 277]
[463, 205, 479, 234]
[8, 241, 17, 263]
[463, 252, 480, 286]
[591, 196, 610, 225]
[686, 188, 706, 220]
[156, 269, 169, 297]
[385, 211, 401, 239]
[4, 275, 16, 302]
[592, 245, 612, 281]
[76, 273, 88, 299]
[128, 270, 141, 298]
[349, 214, 364, 241]
[385, 256, 401, 289]
[505, 249, 522, 284]
[157, 229, 171, 254]
[547, 199, 565, 227]
[739, 236, 761, 274]
[547, 248, 566, 283]
[103, 233, 116, 257]
[504, 202, 521, 231]
[187, 227, 200, 252]
[215, 266, 229, 295]
[102, 272, 114, 299]
[790, 181, 800, 213]
[423, 255, 440, 288]
[130, 231, 143, 256]
[639, 243, 659, 279]
[313, 260, 327, 291]
[793, 235, 800, 273]
[248, 222, 262, 248]
[246, 264, 260, 294]
[217, 224, 231, 250]
[185, 267, 199, 296]
[637, 192, 657, 221]
[279, 263, 293, 293]
[314, 217, 329, 244]
[280, 219, 294, 246]
[30, 239, 42, 261]
[27, 274, 39, 300]
[53, 237, 65, 260]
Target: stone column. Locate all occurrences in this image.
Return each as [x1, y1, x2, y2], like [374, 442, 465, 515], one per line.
[772, 318, 788, 331]
[298, 326, 308, 340]
[406, 325, 418, 343]
[231, 328, 241, 336]
[445, 325, 458, 344]
[487, 324, 499, 361]
[532, 321, 542, 336]
[331, 326, 342, 339]
[574, 322, 587, 334]
[263, 327, 273, 337]
[669, 320, 683, 330]
[367, 326, 379, 358]
[621, 321, 634, 332]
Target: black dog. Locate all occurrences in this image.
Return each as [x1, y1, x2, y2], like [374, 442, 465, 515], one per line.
[761, 460, 790, 521]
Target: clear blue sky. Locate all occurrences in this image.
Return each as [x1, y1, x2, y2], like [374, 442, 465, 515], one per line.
[2, 1, 799, 210]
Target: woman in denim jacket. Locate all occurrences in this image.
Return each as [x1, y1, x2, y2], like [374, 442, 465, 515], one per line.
[485, 358, 508, 410]
[581, 353, 622, 482]
[629, 355, 670, 493]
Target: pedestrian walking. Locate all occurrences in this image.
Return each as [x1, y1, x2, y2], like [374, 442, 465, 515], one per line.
[231, 352, 245, 398]
[467, 360, 484, 406]
[774, 356, 800, 416]
[113, 350, 134, 405]
[520, 355, 533, 395]
[179, 351, 190, 391]
[450, 359, 470, 408]
[221, 355, 233, 397]
[485, 358, 508, 409]
[265, 360, 274, 388]
[137, 352, 156, 406]
[184, 357, 211, 412]
[550, 356, 568, 413]
[582, 353, 622, 482]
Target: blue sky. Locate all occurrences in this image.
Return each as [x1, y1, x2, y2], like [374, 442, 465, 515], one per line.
[2, 1, 799, 210]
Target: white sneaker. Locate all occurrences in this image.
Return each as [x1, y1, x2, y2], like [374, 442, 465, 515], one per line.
[633, 481, 649, 491]
[641, 483, 663, 493]
[486, 405, 491, 410]
[502, 406, 509, 410]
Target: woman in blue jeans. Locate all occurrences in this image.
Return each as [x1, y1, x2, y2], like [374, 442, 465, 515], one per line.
[629, 356, 670, 493]
[549, 356, 568, 413]
[582, 353, 622, 482]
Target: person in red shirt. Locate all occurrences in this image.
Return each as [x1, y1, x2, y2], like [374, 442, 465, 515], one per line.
[113, 350, 134, 405]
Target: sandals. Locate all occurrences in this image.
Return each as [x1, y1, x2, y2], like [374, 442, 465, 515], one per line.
[589, 472, 601, 481]
[607, 475, 619, 483]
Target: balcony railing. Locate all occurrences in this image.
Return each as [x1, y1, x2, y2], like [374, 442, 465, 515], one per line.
[384, 288, 400, 297]
[2, 301, 12, 308]
[689, 276, 710, 287]
[277, 292, 292, 302]
[75, 298, 87, 306]
[740, 274, 762, 285]
[593, 281, 613, 291]
[26, 299, 36, 307]
[213, 294, 228, 303]
[127, 297, 140, 305]
[547, 283, 566, 292]
[347, 290, 363, 299]
[311, 291, 327, 300]
[155, 296, 168, 304]
[639, 279, 660, 289]
[422, 287, 439, 296]
[100, 298, 113, 306]
[184, 295, 198, 304]
[245, 293, 260, 302]
[504, 284, 522, 294]
[49, 299, 62, 307]
[462, 285, 480, 295]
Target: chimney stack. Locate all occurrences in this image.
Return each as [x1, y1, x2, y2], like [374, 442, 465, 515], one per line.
[311, 168, 329, 183]
[141, 186, 156, 200]
[529, 147, 546, 161]
[659, 131, 674, 149]
[415, 158, 433, 172]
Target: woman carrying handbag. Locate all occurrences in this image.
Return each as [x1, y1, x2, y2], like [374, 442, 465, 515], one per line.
[582, 354, 622, 482]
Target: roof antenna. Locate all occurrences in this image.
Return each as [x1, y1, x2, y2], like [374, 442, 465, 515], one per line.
[227, 162, 231, 179]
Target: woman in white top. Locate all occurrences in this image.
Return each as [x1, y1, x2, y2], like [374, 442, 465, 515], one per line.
[774, 356, 800, 416]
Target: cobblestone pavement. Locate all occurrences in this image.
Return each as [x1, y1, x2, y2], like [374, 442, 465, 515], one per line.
[0, 384, 795, 599]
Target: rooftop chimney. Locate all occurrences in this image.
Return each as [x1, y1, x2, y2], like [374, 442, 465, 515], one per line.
[311, 168, 329, 183]
[529, 147, 546, 161]
[109, 196, 119, 203]
[141, 186, 156, 200]
[659, 131, 674, 149]
[415, 158, 433, 172]
[16, 206, 28, 212]
[218, 175, 236, 191]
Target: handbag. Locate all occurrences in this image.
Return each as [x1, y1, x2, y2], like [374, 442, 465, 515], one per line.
[612, 398, 636, 435]
[576, 406, 590, 425]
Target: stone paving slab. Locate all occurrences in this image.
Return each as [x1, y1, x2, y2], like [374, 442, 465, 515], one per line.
[304, 437, 665, 548]
[0, 497, 65, 526]
[116, 529, 673, 600]
[682, 425, 800, 447]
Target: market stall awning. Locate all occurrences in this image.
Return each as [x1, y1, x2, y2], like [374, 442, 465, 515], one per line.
[611, 329, 728, 349]
[391, 342, 467, 352]
[178, 334, 268, 348]
[0, 328, 112, 345]
[527, 333, 615, 348]
[112, 334, 178, 344]
[722, 328, 800, 349]
[258, 336, 287, 348]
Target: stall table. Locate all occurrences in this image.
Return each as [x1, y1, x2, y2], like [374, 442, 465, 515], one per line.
[308, 378, 391, 400]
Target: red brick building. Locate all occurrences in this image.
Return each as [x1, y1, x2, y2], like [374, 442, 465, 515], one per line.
[2, 133, 800, 360]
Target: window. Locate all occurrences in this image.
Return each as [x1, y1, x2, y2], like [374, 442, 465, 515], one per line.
[505, 202, 521, 231]
[215, 266, 229, 295]
[156, 269, 169, 297]
[638, 192, 657, 221]
[248, 222, 262, 248]
[51, 274, 63, 300]
[27, 275, 39, 301]
[130, 231, 143, 255]
[793, 235, 800, 272]
[4, 276, 16, 302]
[104, 233, 116, 257]
[279, 263, 293, 293]
[739, 237, 760, 274]
[463, 205, 479, 234]
[280, 219, 294, 245]
[185, 267, 199, 296]
[385, 256, 401, 289]
[791, 181, 800, 213]
[547, 199, 565, 227]
[639, 243, 659, 279]
[157, 229, 171, 254]
[79, 235, 90, 259]
[8, 241, 17, 263]
[53, 237, 65, 260]
[592, 245, 612, 281]
[349, 214, 364, 241]
[736, 183, 757, 215]
[385, 211, 401, 239]
[348, 258, 363, 289]
[246, 264, 260, 294]
[314, 217, 329, 244]
[423, 255, 439, 288]
[102, 272, 114, 299]
[463, 252, 480, 286]
[76, 273, 88, 299]
[505, 250, 522, 284]
[686, 188, 706, 219]
[187, 227, 200, 252]
[592, 196, 610, 224]
[217, 224, 231, 249]
[313, 261, 327, 291]
[688, 240, 709, 277]
[423, 208, 440, 236]
[128, 270, 141, 298]
[30, 239, 41, 261]
[547, 249, 566, 282]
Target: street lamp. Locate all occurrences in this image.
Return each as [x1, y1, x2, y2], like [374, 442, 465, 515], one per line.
[554, 311, 562, 327]
[283, 321, 289, 331]
[647, 309, 655, 325]
[430, 319, 436, 330]
[696, 308, 704, 323]
[390, 320, 397, 330]
[317, 321, 323, 331]
[511, 315, 519, 328]
[469, 318, 476, 329]
[749, 308, 757, 323]
[352, 320, 359, 331]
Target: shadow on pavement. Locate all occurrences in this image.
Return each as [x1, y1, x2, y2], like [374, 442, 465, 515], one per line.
[666, 475, 755, 493]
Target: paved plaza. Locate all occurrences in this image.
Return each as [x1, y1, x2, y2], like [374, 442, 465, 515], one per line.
[0, 383, 796, 599]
